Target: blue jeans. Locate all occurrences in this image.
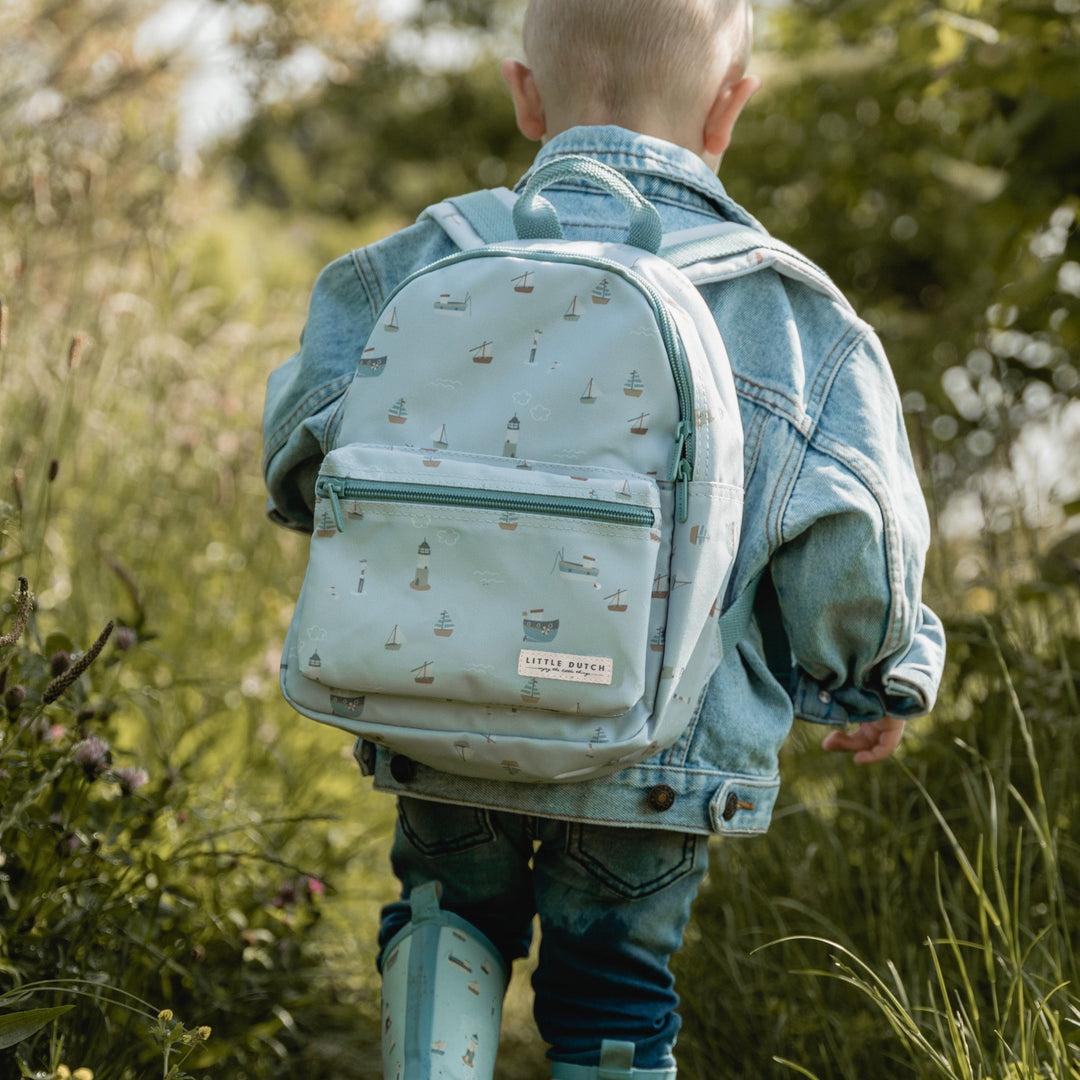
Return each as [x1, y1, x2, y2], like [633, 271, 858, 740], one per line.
[379, 797, 709, 1070]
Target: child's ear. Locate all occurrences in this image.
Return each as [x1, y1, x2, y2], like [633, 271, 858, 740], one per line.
[702, 74, 760, 157]
[500, 59, 547, 141]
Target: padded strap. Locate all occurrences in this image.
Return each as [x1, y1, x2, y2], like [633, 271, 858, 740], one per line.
[421, 188, 517, 249]
[716, 570, 764, 659]
[661, 223, 850, 306]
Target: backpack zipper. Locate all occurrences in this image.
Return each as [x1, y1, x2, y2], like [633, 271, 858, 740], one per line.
[317, 477, 657, 533]
[381, 247, 697, 521]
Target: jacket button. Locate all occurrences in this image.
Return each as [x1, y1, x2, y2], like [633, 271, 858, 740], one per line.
[646, 784, 676, 812]
[722, 791, 740, 821]
[390, 755, 417, 783]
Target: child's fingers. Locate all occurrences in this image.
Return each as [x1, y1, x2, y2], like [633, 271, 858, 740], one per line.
[822, 719, 905, 763]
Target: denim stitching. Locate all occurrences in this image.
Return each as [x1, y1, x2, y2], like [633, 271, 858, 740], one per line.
[398, 802, 496, 856]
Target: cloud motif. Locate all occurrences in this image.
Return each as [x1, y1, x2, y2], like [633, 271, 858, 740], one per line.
[436, 528, 461, 545]
[305, 626, 328, 643]
[430, 378, 464, 390]
[530, 404, 551, 422]
[409, 512, 433, 528]
[631, 325, 657, 337]
[513, 390, 533, 406]
[473, 570, 506, 586]
[464, 663, 495, 674]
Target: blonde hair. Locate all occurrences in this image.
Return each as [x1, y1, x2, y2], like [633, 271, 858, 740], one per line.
[522, 0, 752, 126]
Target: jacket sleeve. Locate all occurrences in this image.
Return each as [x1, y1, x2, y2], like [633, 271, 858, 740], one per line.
[769, 327, 945, 725]
[261, 254, 378, 531]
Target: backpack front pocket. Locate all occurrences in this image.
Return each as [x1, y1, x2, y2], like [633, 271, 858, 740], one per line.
[293, 445, 665, 718]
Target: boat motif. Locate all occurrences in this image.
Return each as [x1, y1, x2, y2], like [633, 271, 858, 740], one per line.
[649, 626, 665, 653]
[433, 611, 455, 637]
[434, 292, 471, 313]
[388, 398, 408, 424]
[512, 272, 534, 293]
[330, 692, 365, 719]
[431, 424, 449, 449]
[470, 340, 493, 364]
[342, 498, 363, 520]
[615, 480, 632, 499]
[628, 412, 650, 435]
[412, 660, 435, 684]
[564, 296, 581, 321]
[580, 377, 597, 404]
[520, 677, 540, 704]
[522, 609, 559, 643]
[385, 625, 404, 650]
[605, 589, 628, 612]
[357, 347, 387, 377]
[623, 370, 644, 396]
[384, 307, 399, 332]
[652, 574, 690, 599]
[498, 511, 519, 531]
[592, 278, 612, 304]
[314, 507, 337, 538]
[555, 550, 598, 578]
[421, 451, 442, 467]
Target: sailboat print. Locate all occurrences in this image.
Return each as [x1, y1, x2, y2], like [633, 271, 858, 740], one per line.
[434, 292, 471, 313]
[555, 550, 599, 578]
[520, 678, 541, 704]
[649, 627, 666, 653]
[615, 480, 632, 499]
[652, 573, 669, 599]
[498, 511, 519, 531]
[314, 507, 337, 538]
[592, 278, 612, 304]
[522, 609, 559, 643]
[628, 412, 650, 435]
[384, 307, 399, 332]
[623, 371, 644, 396]
[385, 625, 404, 650]
[358, 346, 387, 377]
[564, 296, 581, 321]
[580, 378, 597, 404]
[432, 424, 449, 449]
[605, 589, 628, 612]
[433, 611, 455, 637]
[470, 341, 493, 364]
[512, 272, 534, 293]
[412, 661, 435, 684]
[388, 398, 408, 424]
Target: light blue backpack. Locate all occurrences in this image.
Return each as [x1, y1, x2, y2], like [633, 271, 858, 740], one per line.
[279, 156, 841, 783]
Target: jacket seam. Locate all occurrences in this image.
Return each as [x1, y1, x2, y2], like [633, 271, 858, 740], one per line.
[262, 373, 355, 473]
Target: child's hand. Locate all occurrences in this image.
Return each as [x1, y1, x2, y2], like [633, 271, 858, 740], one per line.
[821, 717, 905, 764]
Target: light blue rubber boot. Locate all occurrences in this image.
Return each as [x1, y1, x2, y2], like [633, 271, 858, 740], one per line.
[551, 1040, 677, 1080]
[380, 881, 507, 1080]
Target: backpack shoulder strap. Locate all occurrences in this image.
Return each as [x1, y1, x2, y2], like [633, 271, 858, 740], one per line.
[419, 188, 517, 249]
[661, 223, 852, 308]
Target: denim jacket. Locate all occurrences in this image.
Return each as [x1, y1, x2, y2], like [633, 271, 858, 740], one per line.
[262, 126, 946, 836]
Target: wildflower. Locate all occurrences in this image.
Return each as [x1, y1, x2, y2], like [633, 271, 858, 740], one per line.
[73, 1070, 94, 1080]
[72, 734, 111, 779]
[305, 876, 326, 897]
[157, 1008, 173, 1022]
[4, 685, 26, 713]
[50, 650, 71, 675]
[113, 765, 148, 795]
[196, 1025, 212, 1041]
[114, 626, 137, 651]
[0, 576, 33, 650]
[43, 620, 114, 704]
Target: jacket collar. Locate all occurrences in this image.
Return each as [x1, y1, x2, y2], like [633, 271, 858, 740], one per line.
[521, 125, 761, 230]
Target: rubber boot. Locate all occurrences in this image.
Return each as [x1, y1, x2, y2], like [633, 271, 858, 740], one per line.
[380, 881, 507, 1080]
[551, 1040, 677, 1080]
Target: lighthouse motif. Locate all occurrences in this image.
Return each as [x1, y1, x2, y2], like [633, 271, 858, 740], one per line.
[410, 539, 431, 591]
[503, 414, 520, 458]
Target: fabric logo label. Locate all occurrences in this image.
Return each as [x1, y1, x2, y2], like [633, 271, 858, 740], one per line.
[518, 651, 614, 685]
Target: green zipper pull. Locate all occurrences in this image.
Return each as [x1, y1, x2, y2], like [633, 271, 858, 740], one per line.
[669, 419, 694, 483]
[674, 458, 691, 523]
[324, 480, 345, 532]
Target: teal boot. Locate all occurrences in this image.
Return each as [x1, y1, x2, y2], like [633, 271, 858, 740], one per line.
[380, 881, 507, 1080]
[552, 1040, 677, 1080]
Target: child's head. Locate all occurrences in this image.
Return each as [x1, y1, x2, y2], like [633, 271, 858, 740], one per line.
[503, 0, 758, 166]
